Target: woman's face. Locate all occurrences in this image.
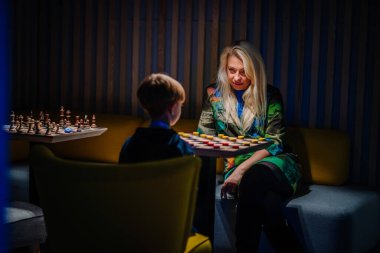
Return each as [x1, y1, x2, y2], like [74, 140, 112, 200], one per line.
[226, 55, 251, 91]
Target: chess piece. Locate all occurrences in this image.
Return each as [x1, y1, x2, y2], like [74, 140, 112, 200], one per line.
[75, 116, 80, 127]
[84, 115, 89, 128]
[9, 111, 16, 132]
[91, 114, 97, 128]
[66, 110, 71, 126]
[34, 120, 41, 135]
[45, 113, 50, 125]
[55, 123, 60, 134]
[19, 115, 24, 127]
[39, 111, 44, 122]
[16, 115, 23, 133]
[28, 118, 34, 134]
[59, 106, 65, 127]
[45, 120, 51, 136]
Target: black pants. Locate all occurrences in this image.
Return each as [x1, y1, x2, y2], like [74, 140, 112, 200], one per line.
[235, 163, 303, 253]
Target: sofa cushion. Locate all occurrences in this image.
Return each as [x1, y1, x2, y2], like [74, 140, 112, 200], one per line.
[287, 185, 380, 253]
[5, 201, 47, 248]
[48, 114, 144, 163]
[285, 127, 350, 185]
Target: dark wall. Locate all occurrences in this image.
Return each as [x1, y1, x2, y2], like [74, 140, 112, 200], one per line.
[10, 0, 380, 189]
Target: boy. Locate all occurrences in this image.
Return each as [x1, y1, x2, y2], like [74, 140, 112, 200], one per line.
[119, 73, 193, 163]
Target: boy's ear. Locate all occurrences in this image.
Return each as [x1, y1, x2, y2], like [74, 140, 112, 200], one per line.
[168, 102, 176, 114]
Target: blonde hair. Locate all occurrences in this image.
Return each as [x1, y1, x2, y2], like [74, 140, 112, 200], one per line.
[216, 41, 267, 134]
[137, 73, 185, 117]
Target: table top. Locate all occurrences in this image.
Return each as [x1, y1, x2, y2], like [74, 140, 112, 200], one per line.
[179, 132, 273, 158]
[3, 125, 108, 143]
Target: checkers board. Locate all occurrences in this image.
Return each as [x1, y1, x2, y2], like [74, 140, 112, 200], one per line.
[179, 132, 273, 157]
[3, 125, 107, 143]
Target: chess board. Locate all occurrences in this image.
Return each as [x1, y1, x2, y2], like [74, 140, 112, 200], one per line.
[179, 132, 273, 157]
[3, 125, 108, 143]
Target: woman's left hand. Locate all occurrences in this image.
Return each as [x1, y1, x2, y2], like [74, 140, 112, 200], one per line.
[220, 169, 243, 199]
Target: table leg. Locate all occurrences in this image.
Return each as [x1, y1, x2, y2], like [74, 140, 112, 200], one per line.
[193, 156, 216, 245]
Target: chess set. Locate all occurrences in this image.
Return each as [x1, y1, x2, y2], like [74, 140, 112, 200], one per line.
[3, 106, 107, 143]
[179, 132, 273, 157]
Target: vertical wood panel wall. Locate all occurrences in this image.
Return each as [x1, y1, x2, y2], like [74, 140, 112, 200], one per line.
[10, 0, 380, 189]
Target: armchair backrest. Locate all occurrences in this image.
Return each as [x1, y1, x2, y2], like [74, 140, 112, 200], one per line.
[30, 144, 201, 253]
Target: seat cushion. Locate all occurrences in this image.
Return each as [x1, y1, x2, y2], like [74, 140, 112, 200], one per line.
[287, 185, 380, 253]
[5, 201, 47, 248]
[185, 233, 212, 253]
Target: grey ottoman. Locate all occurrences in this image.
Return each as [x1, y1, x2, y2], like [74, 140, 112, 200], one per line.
[5, 201, 47, 249]
[287, 185, 380, 253]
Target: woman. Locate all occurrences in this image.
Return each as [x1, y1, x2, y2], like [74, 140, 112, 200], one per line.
[197, 41, 303, 253]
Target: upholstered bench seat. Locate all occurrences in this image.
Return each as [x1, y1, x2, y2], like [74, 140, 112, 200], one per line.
[287, 185, 380, 253]
[5, 201, 47, 249]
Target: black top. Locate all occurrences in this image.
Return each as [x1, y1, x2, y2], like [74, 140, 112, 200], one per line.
[118, 127, 194, 163]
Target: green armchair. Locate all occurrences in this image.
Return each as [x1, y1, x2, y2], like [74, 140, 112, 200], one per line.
[30, 144, 211, 253]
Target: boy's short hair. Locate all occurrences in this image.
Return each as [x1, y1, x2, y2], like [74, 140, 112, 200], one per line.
[137, 73, 185, 117]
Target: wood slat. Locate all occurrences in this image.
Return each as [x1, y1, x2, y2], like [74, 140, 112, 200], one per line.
[308, 0, 321, 127]
[280, 0, 291, 108]
[170, 0, 178, 78]
[72, 0, 81, 110]
[107, 0, 117, 112]
[182, 0, 192, 118]
[324, 0, 337, 127]
[84, 0, 94, 112]
[49, 1, 59, 109]
[266, 0, 276, 85]
[294, 0, 306, 125]
[369, 30, 380, 186]
[145, 0, 152, 76]
[353, 0, 368, 182]
[253, 0, 262, 49]
[119, 0, 128, 113]
[37, 0, 48, 109]
[224, 0, 233, 46]
[131, 0, 140, 115]
[95, 0, 106, 112]
[239, 0, 247, 40]
[157, 0, 166, 72]
[60, 0, 70, 107]
[209, 0, 219, 84]
[339, 0, 353, 130]
[195, 0, 205, 117]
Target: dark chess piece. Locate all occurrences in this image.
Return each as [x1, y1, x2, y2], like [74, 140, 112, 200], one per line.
[75, 116, 80, 127]
[34, 120, 41, 135]
[55, 123, 60, 134]
[18, 115, 24, 127]
[27, 118, 34, 134]
[45, 120, 52, 136]
[66, 110, 71, 126]
[59, 106, 65, 127]
[9, 111, 16, 132]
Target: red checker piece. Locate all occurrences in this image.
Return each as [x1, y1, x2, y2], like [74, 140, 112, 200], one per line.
[231, 144, 240, 149]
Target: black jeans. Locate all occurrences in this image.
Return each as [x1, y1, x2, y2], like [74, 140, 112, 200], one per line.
[235, 163, 303, 253]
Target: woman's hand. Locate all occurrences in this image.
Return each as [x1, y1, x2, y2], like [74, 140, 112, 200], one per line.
[220, 149, 270, 199]
[221, 169, 243, 199]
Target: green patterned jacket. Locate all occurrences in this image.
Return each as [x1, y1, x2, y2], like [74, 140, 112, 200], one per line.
[197, 84, 301, 192]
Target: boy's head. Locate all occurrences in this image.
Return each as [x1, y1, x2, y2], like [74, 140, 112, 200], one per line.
[137, 73, 185, 125]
